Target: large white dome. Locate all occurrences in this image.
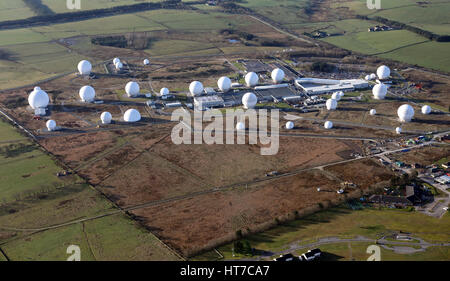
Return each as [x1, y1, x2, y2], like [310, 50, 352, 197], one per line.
[324, 121, 333, 129]
[285, 121, 294, 130]
[397, 104, 414, 122]
[271, 68, 285, 84]
[46, 120, 56, 131]
[123, 109, 141, 122]
[372, 83, 387, 100]
[242, 92, 258, 109]
[78, 60, 92, 75]
[326, 98, 337, 110]
[79, 85, 95, 102]
[160, 87, 170, 96]
[101, 112, 112, 124]
[125, 81, 140, 97]
[189, 81, 204, 96]
[218, 76, 231, 92]
[245, 72, 259, 87]
[377, 65, 390, 80]
[421, 105, 431, 115]
[28, 88, 49, 109]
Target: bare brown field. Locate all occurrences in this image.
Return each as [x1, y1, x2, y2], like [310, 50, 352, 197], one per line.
[394, 145, 450, 166]
[130, 168, 371, 256]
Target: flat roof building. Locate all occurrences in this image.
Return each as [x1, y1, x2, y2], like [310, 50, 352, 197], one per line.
[194, 95, 224, 109]
[295, 78, 369, 95]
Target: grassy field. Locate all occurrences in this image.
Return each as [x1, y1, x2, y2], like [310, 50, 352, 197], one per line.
[0, 0, 34, 22]
[194, 206, 450, 260]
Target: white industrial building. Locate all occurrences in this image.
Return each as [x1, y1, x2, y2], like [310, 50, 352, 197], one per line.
[295, 78, 369, 95]
[194, 95, 224, 109]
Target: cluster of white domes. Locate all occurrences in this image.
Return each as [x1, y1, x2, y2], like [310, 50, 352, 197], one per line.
[79, 86, 95, 102]
[397, 104, 414, 122]
[28, 87, 49, 109]
[326, 98, 338, 110]
[125, 81, 140, 97]
[189, 81, 204, 96]
[245, 72, 259, 87]
[372, 83, 387, 100]
[242, 92, 258, 109]
[218, 76, 231, 92]
[78, 60, 92, 75]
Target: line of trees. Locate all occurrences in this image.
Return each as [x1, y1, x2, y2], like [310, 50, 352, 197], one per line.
[357, 15, 450, 42]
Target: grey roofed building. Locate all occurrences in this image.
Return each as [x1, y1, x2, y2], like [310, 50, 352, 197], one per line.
[369, 194, 413, 207]
[194, 95, 224, 109]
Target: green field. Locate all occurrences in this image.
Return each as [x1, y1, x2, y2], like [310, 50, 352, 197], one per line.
[195, 206, 450, 260]
[0, 0, 34, 22]
[1, 214, 180, 261]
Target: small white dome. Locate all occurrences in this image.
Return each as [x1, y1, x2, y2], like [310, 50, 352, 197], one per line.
[189, 81, 204, 96]
[100, 112, 112, 124]
[78, 60, 92, 75]
[46, 120, 56, 131]
[324, 121, 333, 129]
[331, 92, 342, 101]
[326, 99, 337, 110]
[123, 109, 141, 122]
[242, 92, 258, 109]
[421, 105, 431, 115]
[160, 88, 170, 96]
[218, 76, 232, 92]
[125, 81, 140, 97]
[28, 88, 49, 109]
[113, 58, 121, 65]
[236, 122, 245, 131]
[395, 127, 402, 134]
[271, 68, 285, 84]
[79, 85, 95, 102]
[397, 104, 414, 122]
[372, 83, 387, 100]
[143, 59, 150, 65]
[377, 65, 390, 80]
[285, 121, 294, 130]
[369, 109, 377, 116]
[245, 72, 259, 87]
[115, 61, 123, 70]
[34, 86, 41, 91]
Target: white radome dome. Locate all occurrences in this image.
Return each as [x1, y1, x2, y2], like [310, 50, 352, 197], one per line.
[326, 98, 338, 110]
[218, 76, 232, 92]
[160, 87, 170, 96]
[331, 92, 342, 101]
[189, 81, 204, 96]
[372, 83, 387, 100]
[421, 105, 431, 115]
[285, 121, 294, 130]
[115, 62, 123, 70]
[79, 86, 95, 102]
[377, 65, 390, 80]
[395, 127, 402, 134]
[236, 122, 245, 131]
[242, 92, 258, 109]
[28, 88, 49, 109]
[397, 104, 414, 122]
[46, 120, 56, 131]
[78, 60, 92, 75]
[369, 109, 377, 116]
[125, 81, 140, 97]
[123, 109, 141, 123]
[245, 72, 259, 87]
[370, 73, 377, 80]
[100, 112, 112, 124]
[324, 121, 333, 129]
[271, 68, 285, 84]
[143, 59, 150, 65]
[113, 58, 120, 65]
[365, 75, 370, 81]
[339, 91, 345, 98]
[34, 86, 41, 91]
